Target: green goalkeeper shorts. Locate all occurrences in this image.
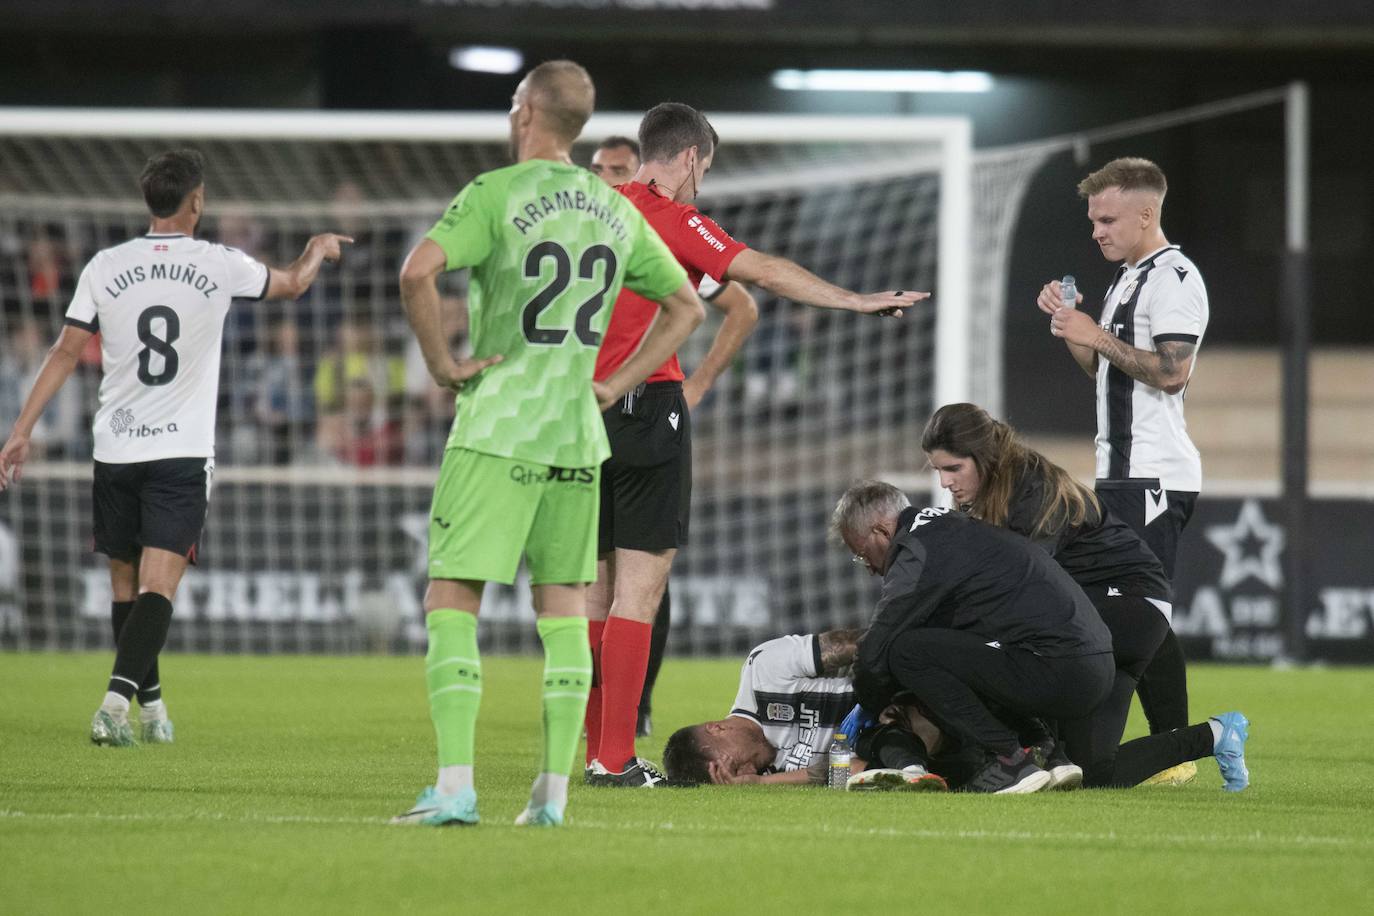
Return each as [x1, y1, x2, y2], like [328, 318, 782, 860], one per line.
[428, 447, 600, 586]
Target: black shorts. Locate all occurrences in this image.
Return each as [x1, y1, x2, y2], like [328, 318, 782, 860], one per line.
[92, 457, 213, 563]
[598, 381, 690, 554]
[1094, 480, 1198, 580]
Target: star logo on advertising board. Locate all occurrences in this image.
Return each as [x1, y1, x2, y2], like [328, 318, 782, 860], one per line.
[1205, 499, 1285, 590]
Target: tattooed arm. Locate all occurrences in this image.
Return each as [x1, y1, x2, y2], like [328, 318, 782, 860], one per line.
[1091, 336, 1196, 394]
[1050, 307, 1196, 394]
[817, 628, 863, 676]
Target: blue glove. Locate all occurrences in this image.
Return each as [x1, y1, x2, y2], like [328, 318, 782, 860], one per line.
[839, 703, 876, 750]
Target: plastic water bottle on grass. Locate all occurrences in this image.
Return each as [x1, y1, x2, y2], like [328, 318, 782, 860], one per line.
[828, 733, 852, 789]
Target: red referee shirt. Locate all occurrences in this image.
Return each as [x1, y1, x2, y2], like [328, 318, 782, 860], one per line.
[594, 180, 747, 383]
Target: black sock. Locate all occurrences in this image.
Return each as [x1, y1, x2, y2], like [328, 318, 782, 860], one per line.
[111, 600, 134, 644]
[108, 592, 173, 700]
[638, 588, 671, 717]
[1137, 629, 1190, 734]
[112, 600, 161, 705]
[857, 723, 931, 771]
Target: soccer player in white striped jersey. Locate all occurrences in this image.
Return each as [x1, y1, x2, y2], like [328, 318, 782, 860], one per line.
[0, 148, 350, 747]
[1037, 157, 1210, 782]
[661, 631, 859, 785]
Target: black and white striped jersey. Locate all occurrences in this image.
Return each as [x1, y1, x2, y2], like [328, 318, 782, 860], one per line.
[1094, 244, 1209, 491]
[728, 634, 854, 774]
[64, 234, 269, 463]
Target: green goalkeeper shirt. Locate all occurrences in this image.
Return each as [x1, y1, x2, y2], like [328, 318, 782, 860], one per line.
[425, 159, 688, 468]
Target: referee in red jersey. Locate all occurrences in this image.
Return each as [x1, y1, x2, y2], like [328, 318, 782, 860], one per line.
[584, 102, 930, 786]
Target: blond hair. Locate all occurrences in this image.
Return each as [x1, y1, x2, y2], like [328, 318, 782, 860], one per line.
[1077, 157, 1167, 201]
[523, 60, 595, 142]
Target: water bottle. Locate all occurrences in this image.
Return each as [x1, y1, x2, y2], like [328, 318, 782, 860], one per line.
[1060, 274, 1078, 309]
[827, 732, 852, 789]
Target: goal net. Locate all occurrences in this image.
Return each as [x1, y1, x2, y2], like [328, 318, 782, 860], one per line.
[0, 109, 1024, 654]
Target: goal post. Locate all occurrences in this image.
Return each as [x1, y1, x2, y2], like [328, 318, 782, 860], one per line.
[0, 107, 986, 655]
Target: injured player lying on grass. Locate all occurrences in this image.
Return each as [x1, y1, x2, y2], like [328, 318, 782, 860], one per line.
[662, 629, 1249, 793]
[660, 629, 946, 789]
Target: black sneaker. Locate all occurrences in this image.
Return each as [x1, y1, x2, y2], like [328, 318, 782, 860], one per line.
[586, 757, 667, 788]
[1030, 738, 1084, 790]
[636, 710, 652, 738]
[1045, 743, 1084, 790]
[965, 747, 1053, 794]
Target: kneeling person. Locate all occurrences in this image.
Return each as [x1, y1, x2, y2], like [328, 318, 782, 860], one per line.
[835, 481, 1116, 794]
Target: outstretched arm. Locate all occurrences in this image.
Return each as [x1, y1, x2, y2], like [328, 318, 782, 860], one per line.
[682, 280, 758, 410]
[0, 324, 92, 490]
[265, 232, 354, 300]
[724, 248, 928, 316]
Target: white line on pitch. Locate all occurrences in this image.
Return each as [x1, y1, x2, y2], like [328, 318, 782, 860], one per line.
[571, 819, 1372, 851]
[0, 809, 381, 827]
[1, 809, 1368, 851]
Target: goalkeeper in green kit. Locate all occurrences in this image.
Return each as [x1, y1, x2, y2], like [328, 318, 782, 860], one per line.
[391, 60, 703, 828]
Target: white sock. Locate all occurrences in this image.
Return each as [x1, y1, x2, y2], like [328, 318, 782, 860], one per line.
[437, 765, 473, 796]
[1208, 718, 1224, 749]
[101, 692, 130, 717]
[139, 699, 166, 723]
[528, 772, 569, 811]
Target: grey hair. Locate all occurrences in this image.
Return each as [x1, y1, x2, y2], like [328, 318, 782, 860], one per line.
[829, 480, 911, 543]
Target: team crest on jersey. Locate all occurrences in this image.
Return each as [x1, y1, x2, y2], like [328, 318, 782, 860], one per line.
[765, 702, 796, 722]
[1118, 279, 1139, 304]
[109, 408, 135, 435]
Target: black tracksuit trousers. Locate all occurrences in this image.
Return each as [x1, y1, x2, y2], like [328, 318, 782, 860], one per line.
[885, 627, 1115, 757]
[1058, 592, 1217, 787]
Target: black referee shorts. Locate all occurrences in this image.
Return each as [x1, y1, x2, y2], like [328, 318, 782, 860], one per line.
[92, 457, 213, 564]
[598, 381, 691, 555]
[1094, 479, 1198, 580]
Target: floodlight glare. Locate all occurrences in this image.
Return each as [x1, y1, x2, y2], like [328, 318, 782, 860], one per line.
[771, 69, 994, 93]
[449, 46, 524, 75]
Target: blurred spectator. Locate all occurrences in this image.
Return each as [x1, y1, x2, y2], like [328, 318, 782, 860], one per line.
[323, 378, 403, 466]
[217, 207, 267, 258]
[215, 208, 268, 359]
[403, 294, 469, 464]
[330, 180, 367, 242]
[26, 238, 63, 301]
[314, 312, 406, 456]
[315, 312, 406, 410]
[742, 301, 810, 416]
[249, 317, 315, 464]
[0, 316, 85, 458]
[330, 180, 410, 322]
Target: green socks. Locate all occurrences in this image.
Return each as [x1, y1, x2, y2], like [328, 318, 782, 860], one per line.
[535, 616, 593, 777]
[425, 609, 481, 772]
[424, 611, 589, 803]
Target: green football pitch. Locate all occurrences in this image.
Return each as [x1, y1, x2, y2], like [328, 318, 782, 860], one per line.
[2, 653, 1370, 915]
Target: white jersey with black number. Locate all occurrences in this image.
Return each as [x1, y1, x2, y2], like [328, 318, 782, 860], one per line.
[1094, 244, 1209, 491]
[728, 634, 855, 773]
[64, 233, 269, 463]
